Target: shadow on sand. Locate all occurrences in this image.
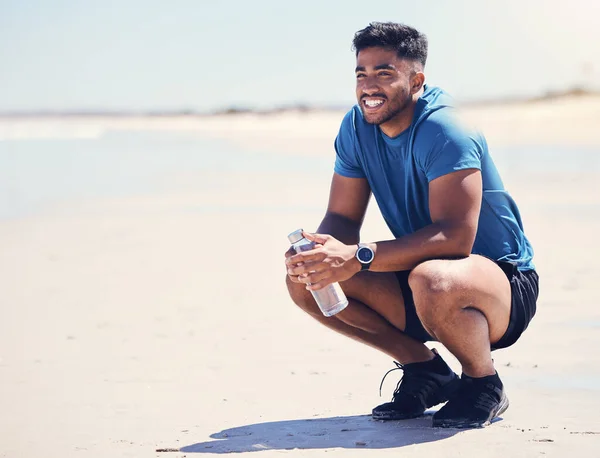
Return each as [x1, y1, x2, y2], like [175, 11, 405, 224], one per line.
[181, 412, 463, 453]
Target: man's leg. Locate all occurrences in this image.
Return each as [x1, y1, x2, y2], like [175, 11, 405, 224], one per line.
[286, 271, 460, 420]
[408, 255, 511, 375]
[408, 255, 512, 427]
[286, 270, 433, 363]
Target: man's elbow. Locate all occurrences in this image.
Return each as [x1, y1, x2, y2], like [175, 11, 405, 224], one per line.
[446, 224, 477, 258]
[453, 240, 475, 259]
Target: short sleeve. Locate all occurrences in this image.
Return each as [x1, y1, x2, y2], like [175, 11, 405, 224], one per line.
[415, 111, 483, 182]
[333, 110, 366, 178]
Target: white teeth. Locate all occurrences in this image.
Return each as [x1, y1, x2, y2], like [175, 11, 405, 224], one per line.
[365, 99, 383, 107]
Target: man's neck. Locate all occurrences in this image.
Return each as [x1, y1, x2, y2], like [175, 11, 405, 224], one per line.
[380, 89, 424, 138]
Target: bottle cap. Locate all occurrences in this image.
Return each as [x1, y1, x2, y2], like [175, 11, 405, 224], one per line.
[287, 228, 304, 244]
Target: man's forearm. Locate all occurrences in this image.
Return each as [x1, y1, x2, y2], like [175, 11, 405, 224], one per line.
[365, 222, 475, 272]
[317, 212, 361, 245]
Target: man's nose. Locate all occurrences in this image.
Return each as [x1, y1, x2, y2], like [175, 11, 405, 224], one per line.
[359, 77, 380, 95]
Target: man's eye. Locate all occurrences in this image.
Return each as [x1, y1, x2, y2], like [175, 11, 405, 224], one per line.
[378, 72, 393, 77]
[356, 74, 365, 79]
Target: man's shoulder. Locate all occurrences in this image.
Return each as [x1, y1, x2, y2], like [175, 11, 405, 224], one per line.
[415, 106, 484, 147]
[417, 106, 460, 132]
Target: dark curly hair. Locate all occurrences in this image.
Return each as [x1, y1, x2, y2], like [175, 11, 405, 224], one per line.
[352, 22, 428, 68]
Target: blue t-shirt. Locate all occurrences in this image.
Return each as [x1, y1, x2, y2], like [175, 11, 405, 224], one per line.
[334, 86, 535, 271]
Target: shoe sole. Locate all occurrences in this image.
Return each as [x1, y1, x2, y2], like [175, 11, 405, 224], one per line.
[372, 411, 425, 421]
[432, 394, 510, 429]
[372, 394, 451, 421]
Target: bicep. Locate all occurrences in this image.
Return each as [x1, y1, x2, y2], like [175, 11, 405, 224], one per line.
[429, 168, 482, 234]
[326, 173, 371, 225]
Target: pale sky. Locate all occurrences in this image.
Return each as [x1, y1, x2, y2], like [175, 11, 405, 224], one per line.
[1, 0, 598, 112]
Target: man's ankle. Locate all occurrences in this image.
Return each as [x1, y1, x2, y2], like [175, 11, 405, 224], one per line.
[462, 372, 503, 388]
[461, 366, 496, 378]
[401, 350, 435, 365]
[404, 349, 453, 376]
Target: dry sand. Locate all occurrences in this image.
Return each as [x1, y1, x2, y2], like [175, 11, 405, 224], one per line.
[0, 96, 599, 457]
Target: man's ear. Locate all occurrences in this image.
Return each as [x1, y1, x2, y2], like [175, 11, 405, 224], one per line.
[411, 71, 425, 94]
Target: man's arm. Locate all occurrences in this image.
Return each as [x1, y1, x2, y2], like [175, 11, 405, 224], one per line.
[285, 172, 369, 285]
[287, 168, 482, 290]
[365, 167, 481, 272]
[316, 172, 371, 245]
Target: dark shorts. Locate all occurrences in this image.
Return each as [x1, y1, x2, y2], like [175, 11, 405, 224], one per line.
[396, 261, 539, 350]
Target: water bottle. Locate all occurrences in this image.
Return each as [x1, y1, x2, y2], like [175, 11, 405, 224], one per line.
[287, 229, 349, 317]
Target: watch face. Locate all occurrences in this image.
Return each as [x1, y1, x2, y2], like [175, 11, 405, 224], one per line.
[357, 247, 374, 263]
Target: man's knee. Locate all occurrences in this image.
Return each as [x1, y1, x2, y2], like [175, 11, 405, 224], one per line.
[285, 275, 321, 317]
[408, 260, 460, 326]
[409, 260, 458, 297]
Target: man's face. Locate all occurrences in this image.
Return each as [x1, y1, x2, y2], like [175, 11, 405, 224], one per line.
[355, 47, 414, 126]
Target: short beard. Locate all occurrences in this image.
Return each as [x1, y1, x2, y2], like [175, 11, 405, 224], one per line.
[362, 93, 412, 126]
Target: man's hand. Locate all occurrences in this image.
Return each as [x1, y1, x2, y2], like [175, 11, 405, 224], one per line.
[285, 232, 360, 290]
[284, 245, 305, 285]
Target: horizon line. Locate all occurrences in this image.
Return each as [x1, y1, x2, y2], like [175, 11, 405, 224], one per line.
[0, 87, 598, 118]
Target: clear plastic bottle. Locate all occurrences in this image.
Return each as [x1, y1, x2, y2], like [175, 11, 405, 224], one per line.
[287, 229, 349, 317]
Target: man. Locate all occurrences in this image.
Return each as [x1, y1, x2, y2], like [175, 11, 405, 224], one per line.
[285, 22, 539, 429]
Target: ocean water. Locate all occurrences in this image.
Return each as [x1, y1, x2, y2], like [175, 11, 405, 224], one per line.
[0, 128, 598, 220]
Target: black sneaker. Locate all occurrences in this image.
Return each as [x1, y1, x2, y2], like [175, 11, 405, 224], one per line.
[372, 349, 460, 420]
[432, 372, 509, 428]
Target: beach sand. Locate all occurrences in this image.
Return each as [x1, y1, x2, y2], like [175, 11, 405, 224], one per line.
[1, 96, 599, 457]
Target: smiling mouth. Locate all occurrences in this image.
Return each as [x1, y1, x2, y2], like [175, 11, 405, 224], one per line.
[362, 98, 386, 110]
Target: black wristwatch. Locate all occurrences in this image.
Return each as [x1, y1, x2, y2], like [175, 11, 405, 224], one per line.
[355, 243, 375, 271]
